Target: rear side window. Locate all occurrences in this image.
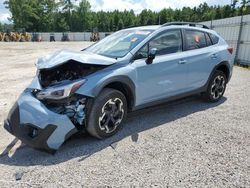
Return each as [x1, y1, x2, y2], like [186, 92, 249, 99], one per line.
[185, 30, 207, 50]
[209, 33, 219, 44]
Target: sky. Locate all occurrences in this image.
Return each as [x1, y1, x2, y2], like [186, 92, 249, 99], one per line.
[0, 0, 231, 24]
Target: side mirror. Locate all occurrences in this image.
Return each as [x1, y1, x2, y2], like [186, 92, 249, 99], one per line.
[146, 48, 157, 64]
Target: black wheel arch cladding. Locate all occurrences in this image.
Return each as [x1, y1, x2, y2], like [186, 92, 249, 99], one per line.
[213, 61, 230, 82]
[204, 61, 230, 91]
[93, 75, 136, 111]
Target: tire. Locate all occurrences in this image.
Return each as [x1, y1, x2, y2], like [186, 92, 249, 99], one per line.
[86, 88, 127, 139]
[203, 70, 227, 102]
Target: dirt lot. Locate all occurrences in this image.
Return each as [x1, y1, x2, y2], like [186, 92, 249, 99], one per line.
[0, 42, 250, 187]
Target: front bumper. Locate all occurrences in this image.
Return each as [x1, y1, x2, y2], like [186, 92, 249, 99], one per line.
[4, 89, 78, 153]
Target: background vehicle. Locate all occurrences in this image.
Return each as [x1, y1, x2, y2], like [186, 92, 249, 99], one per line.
[0, 29, 31, 42]
[4, 22, 233, 153]
[90, 28, 100, 42]
[32, 33, 42, 42]
[61, 32, 70, 41]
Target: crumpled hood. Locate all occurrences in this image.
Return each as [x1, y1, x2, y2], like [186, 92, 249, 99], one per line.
[36, 49, 117, 69]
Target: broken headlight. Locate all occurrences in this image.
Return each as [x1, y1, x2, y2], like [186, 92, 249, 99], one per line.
[36, 79, 86, 100]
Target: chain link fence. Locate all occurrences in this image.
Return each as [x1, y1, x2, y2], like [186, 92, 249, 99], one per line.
[201, 14, 250, 66]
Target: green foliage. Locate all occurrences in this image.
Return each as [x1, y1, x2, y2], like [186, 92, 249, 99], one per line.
[54, 13, 69, 32]
[76, 0, 91, 31]
[117, 18, 124, 30]
[4, 0, 57, 31]
[0, 22, 14, 31]
[4, 0, 250, 32]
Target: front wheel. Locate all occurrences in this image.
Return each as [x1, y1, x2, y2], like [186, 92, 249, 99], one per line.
[86, 88, 127, 139]
[203, 70, 227, 102]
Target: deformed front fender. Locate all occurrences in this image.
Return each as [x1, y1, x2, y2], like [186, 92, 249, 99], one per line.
[76, 74, 136, 105]
[76, 62, 136, 98]
[92, 75, 136, 97]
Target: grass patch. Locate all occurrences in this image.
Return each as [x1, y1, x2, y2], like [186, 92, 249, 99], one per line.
[235, 64, 250, 70]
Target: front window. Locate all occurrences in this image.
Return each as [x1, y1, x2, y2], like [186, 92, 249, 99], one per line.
[134, 29, 182, 60]
[149, 29, 182, 56]
[85, 29, 153, 58]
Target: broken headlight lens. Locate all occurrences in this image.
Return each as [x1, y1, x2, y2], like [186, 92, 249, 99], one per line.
[36, 79, 86, 100]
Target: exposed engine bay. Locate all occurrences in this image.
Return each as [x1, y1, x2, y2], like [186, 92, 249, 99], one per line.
[40, 94, 88, 130]
[38, 60, 107, 88]
[35, 60, 108, 129]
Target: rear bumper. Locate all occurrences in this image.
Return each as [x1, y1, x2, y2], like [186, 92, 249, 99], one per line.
[4, 90, 78, 153]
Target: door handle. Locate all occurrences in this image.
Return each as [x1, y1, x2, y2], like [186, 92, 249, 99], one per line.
[211, 54, 218, 59]
[178, 60, 187, 64]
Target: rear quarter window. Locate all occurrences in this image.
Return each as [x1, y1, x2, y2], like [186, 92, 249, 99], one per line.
[209, 33, 219, 44]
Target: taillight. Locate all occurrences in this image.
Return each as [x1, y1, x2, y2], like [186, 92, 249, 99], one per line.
[227, 47, 233, 54]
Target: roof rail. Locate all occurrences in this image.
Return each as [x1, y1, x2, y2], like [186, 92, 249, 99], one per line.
[162, 22, 210, 29]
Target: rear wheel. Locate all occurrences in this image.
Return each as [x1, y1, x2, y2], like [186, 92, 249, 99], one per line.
[203, 70, 227, 102]
[86, 88, 127, 139]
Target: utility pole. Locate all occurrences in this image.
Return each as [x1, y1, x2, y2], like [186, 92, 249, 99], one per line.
[235, 1, 246, 64]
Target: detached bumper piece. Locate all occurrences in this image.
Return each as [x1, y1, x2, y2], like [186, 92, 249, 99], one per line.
[4, 90, 78, 153]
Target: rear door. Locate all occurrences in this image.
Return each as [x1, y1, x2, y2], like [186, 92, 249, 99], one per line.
[183, 29, 218, 90]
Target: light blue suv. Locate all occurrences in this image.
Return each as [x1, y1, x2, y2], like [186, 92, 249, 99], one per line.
[4, 22, 234, 153]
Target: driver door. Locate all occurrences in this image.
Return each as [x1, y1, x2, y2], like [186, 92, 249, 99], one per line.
[131, 29, 189, 106]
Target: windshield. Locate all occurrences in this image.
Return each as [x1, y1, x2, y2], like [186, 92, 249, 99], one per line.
[85, 29, 153, 58]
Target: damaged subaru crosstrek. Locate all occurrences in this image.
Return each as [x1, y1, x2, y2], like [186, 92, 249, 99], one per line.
[4, 22, 234, 153]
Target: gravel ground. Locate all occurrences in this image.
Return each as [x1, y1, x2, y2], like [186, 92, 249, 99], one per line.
[0, 42, 250, 187]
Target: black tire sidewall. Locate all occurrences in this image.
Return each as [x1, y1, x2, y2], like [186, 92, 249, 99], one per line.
[86, 88, 127, 139]
[206, 71, 227, 102]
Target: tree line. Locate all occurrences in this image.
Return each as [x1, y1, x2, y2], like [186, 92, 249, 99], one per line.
[1, 0, 250, 32]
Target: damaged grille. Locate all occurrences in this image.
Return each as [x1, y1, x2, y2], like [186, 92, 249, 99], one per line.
[38, 60, 107, 88]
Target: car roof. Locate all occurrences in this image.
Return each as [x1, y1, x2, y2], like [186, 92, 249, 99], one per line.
[122, 23, 218, 37]
[125, 25, 161, 31]
[125, 24, 212, 32]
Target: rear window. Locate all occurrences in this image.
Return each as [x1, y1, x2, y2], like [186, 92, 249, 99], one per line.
[185, 30, 207, 50]
[209, 33, 219, 44]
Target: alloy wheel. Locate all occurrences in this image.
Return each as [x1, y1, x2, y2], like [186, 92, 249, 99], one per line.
[98, 98, 124, 133]
[211, 75, 225, 100]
